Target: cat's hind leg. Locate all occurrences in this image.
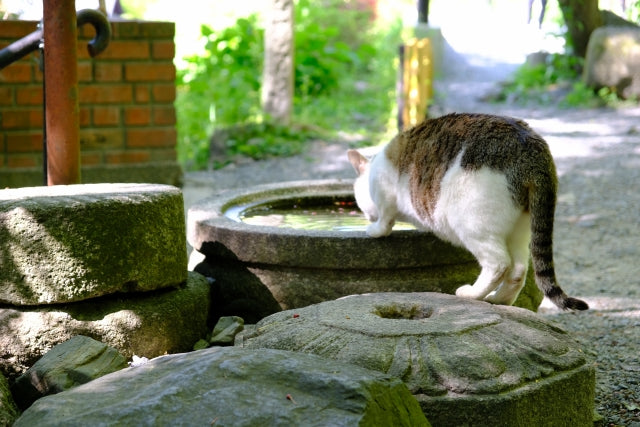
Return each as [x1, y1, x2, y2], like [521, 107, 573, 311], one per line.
[484, 213, 531, 305]
[455, 238, 512, 301]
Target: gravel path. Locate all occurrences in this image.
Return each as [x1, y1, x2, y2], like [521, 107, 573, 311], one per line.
[183, 62, 640, 425]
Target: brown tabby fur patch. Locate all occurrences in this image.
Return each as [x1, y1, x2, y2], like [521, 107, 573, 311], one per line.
[385, 113, 555, 221]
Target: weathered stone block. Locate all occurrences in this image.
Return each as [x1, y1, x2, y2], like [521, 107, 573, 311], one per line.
[0, 272, 209, 380]
[584, 26, 640, 99]
[0, 183, 187, 305]
[11, 335, 128, 410]
[14, 347, 431, 427]
[239, 293, 596, 426]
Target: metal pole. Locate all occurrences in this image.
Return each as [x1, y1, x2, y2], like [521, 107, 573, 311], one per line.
[397, 44, 405, 132]
[43, 0, 80, 185]
[418, 0, 429, 24]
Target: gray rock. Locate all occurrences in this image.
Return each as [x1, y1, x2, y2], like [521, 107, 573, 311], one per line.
[0, 272, 209, 379]
[11, 336, 127, 410]
[584, 26, 640, 99]
[239, 292, 595, 426]
[0, 373, 19, 427]
[14, 347, 431, 427]
[0, 183, 187, 305]
[210, 315, 244, 345]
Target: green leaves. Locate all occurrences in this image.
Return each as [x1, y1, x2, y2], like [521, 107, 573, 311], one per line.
[176, 1, 398, 170]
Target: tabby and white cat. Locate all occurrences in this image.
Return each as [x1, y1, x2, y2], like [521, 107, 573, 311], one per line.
[347, 113, 588, 310]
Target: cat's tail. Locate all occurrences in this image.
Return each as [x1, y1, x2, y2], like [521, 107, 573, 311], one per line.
[529, 179, 589, 311]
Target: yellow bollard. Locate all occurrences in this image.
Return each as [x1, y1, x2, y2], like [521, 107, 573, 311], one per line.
[399, 38, 433, 131]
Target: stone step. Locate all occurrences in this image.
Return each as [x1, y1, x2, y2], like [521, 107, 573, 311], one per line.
[0, 183, 187, 305]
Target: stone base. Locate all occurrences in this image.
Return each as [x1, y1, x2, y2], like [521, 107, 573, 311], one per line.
[239, 292, 595, 426]
[0, 272, 209, 380]
[417, 366, 595, 426]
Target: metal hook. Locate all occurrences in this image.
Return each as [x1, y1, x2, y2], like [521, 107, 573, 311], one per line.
[0, 9, 110, 69]
[76, 9, 111, 57]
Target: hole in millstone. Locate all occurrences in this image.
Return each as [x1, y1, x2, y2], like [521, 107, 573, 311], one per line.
[372, 303, 432, 320]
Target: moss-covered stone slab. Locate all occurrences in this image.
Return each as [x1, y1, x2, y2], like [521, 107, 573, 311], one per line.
[14, 347, 430, 427]
[239, 292, 595, 426]
[0, 183, 187, 305]
[0, 272, 209, 380]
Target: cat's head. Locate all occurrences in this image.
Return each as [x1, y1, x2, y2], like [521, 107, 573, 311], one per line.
[347, 149, 378, 222]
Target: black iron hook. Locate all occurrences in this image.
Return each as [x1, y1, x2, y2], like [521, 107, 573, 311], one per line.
[0, 9, 110, 69]
[76, 9, 111, 57]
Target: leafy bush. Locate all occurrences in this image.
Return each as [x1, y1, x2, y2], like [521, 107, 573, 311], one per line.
[176, 15, 264, 169]
[499, 53, 582, 98]
[496, 51, 639, 108]
[294, 0, 376, 97]
[493, 52, 599, 106]
[176, 1, 398, 170]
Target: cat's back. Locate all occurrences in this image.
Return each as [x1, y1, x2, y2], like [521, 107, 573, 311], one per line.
[384, 113, 555, 218]
[386, 113, 553, 177]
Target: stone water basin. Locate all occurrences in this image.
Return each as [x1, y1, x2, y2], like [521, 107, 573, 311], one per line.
[187, 180, 542, 322]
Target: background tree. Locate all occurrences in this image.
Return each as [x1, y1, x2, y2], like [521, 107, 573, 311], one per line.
[558, 0, 603, 57]
[262, 0, 294, 125]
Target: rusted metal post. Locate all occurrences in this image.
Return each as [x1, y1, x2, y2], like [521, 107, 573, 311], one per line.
[43, 0, 81, 185]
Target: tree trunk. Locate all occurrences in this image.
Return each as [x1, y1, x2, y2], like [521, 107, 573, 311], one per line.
[262, 0, 294, 125]
[558, 0, 602, 57]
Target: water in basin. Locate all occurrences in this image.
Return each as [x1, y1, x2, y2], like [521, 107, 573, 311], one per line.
[226, 196, 415, 232]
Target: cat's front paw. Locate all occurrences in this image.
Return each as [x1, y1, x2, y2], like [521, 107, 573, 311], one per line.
[366, 222, 392, 238]
[455, 285, 477, 299]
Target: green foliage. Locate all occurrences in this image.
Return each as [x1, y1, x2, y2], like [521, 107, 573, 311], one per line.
[209, 122, 320, 169]
[294, 0, 376, 97]
[562, 81, 602, 107]
[176, 1, 399, 170]
[176, 15, 264, 169]
[294, 18, 402, 144]
[496, 51, 639, 109]
[499, 53, 582, 98]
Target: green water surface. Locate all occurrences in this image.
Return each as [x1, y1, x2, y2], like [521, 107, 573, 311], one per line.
[234, 198, 414, 232]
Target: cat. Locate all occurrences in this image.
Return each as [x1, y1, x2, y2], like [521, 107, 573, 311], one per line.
[347, 112, 588, 311]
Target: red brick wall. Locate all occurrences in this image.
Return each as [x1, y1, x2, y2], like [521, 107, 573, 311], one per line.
[0, 19, 182, 188]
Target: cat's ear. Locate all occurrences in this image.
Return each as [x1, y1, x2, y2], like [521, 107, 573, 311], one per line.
[347, 149, 369, 176]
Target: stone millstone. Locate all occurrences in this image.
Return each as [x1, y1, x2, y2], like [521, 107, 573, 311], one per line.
[0, 272, 209, 380]
[0, 183, 187, 305]
[238, 293, 595, 426]
[14, 347, 431, 427]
